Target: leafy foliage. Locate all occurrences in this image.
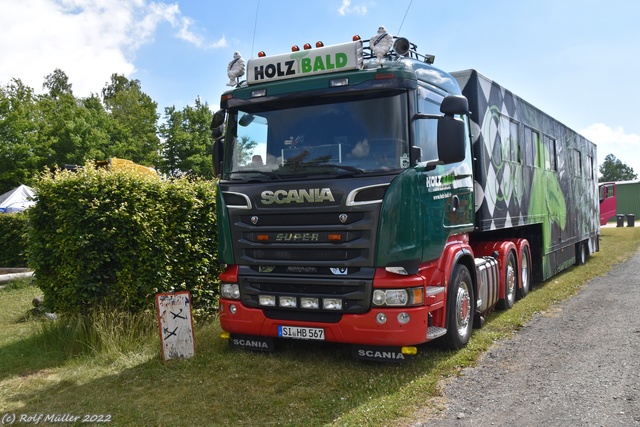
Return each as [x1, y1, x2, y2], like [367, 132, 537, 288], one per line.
[158, 97, 214, 178]
[0, 79, 42, 192]
[0, 212, 29, 267]
[1, 70, 213, 195]
[102, 74, 161, 167]
[27, 167, 220, 318]
[599, 153, 638, 182]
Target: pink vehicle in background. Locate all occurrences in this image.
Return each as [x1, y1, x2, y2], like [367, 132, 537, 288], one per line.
[599, 182, 617, 226]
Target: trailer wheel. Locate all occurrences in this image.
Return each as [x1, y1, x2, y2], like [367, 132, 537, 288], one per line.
[576, 241, 588, 265]
[497, 251, 517, 310]
[442, 263, 475, 350]
[516, 246, 531, 299]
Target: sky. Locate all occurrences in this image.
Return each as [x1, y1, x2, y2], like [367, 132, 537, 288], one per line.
[1, 0, 639, 175]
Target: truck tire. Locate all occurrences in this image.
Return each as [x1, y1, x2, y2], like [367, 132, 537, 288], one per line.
[442, 263, 475, 350]
[516, 246, 531, 299]
[576, 241, 588, 265]
[497, 251, 517, 310]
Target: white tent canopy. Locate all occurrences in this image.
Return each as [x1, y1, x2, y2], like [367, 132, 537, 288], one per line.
[0, 185, 36, 213]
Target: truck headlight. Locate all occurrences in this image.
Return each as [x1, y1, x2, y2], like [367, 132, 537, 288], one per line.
[221, 283, 240, 300]
[372, 288, 424, 307]
[259, 295, 276, 306]
[384, 290, 408, 306]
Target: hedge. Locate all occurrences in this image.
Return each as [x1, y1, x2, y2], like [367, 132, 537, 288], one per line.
[0, 212, 29, 267]
[27, 167, 221, 318]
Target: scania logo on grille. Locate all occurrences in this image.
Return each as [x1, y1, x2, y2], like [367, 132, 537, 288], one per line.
[261, 188, 335, 204]
[251, 216, 258, 225]
[339, 213, 348, 223]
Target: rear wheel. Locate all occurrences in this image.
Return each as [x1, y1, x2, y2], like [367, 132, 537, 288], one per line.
[442, 263, 475, 350]
[497, 251, 517, 310]
[576, 241, 588, 265]
[517, 246, 531, 299]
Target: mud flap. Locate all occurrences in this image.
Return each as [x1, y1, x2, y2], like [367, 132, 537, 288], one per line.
[229, 334, 275, 352]
[351, 345, 412, 363]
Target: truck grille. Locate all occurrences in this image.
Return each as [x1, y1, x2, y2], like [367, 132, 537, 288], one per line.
[230, 209, 378, 266]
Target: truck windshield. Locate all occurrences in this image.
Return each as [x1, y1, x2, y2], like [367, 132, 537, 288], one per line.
[224, 93, 409, 179]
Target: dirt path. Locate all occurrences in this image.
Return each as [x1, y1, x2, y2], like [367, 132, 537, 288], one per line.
[408, 249, 640, 426]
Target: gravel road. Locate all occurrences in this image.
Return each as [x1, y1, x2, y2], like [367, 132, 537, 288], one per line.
[409, 248, 640, 427]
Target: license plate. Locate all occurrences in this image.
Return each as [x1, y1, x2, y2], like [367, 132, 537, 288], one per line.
[278, 326, 325, 340]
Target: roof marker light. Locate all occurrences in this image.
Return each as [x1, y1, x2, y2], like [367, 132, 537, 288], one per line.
[303, 43, 312, 50]
[352, 35, 361, 41]
[258, 51, 266, 57]
[291, 45, 300, 52]
[330, 78, 349, 87]
[316, 41, 324, 48]
[375, 72, 395, 80]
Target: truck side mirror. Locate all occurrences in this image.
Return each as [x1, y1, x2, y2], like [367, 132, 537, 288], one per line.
[437, 95, 468, 164]
[212, 137, 224, 177]
[211, 109, 225, 129]
[211, 110, 226, 177]
[440, 95, 468, 116]
[211, 110, 225, 139]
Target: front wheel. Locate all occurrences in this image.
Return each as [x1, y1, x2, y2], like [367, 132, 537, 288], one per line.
[442, 263, 475, 350]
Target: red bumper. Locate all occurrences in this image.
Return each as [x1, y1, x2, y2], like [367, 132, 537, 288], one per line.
[219, 301, 434, 346]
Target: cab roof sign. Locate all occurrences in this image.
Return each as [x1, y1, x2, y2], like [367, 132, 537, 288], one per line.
[247, 40, 363, 85]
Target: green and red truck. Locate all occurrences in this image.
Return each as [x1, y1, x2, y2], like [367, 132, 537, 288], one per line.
[211, 33, 599, 361]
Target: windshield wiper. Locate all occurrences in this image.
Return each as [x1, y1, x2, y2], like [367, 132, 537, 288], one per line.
[304, 163, 366, 175]
[229, 170, 282, 180]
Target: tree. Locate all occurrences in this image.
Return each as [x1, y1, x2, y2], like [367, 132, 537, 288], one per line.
[158, 97, 213, 178]
[159, 106, 188, 177]
[0, 79, 42, 193]
[37, 90, 111, 168]
[101, 74, 160, 166]
[43, 68, 73, 99]
[180, 97, 214, 178]
[599, 154, 638, 182]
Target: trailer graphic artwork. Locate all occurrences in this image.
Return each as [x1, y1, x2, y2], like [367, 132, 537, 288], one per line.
[454, 69, 598, 280]
[213, 31, 599, 361]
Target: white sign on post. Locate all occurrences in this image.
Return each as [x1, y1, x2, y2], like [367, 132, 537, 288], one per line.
[156, 291, 195, 361]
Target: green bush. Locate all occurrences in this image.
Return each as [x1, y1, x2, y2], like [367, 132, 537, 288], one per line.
[27, 167, 220, 318]
[0, 212, 29, 267]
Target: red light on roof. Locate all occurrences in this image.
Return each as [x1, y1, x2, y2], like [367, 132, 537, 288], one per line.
[303, 43, 312, 50]
[258, 51, 266, 57]
[316, 41, 324, 48]
[352, 35, 361, 41]
[291, 45, 300, 52]
[374, 73, 395, 80]
[221, 94, 233, 102]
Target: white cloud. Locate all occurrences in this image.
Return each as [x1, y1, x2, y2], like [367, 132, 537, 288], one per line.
[581, 123, 640, 174]
[337, 0, 367, 16]
[0, 0, 224, 97]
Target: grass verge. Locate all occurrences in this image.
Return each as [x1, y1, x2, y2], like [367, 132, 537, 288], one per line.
[1, 227, 639, 426]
